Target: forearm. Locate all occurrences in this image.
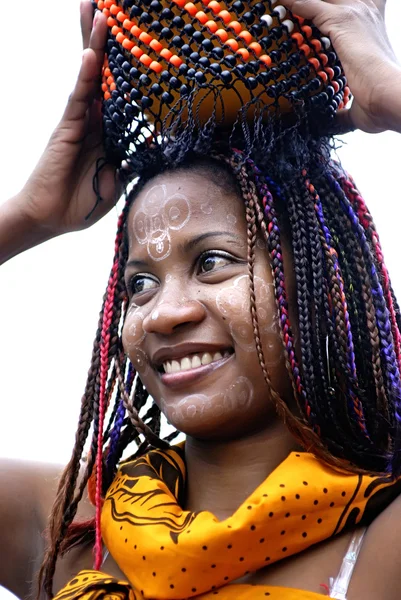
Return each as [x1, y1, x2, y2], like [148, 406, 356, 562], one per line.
[0, 194, 54, 265]
[372, 64, 401, 134]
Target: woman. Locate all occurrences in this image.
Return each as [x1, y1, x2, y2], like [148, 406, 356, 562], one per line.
[1, 0, 401, 599]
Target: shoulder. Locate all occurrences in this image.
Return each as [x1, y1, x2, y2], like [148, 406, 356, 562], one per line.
[349, 491, 401, 598]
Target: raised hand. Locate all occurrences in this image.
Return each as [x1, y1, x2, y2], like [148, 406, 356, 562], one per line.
[21, 1, 117, 236]
[281, 0, 401, 133]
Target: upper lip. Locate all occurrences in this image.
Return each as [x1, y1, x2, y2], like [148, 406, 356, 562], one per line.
[151, 343, 233, 367]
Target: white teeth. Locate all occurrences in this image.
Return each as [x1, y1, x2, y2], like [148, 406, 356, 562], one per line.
[162, 351, 232, 374]
[180, 357, 192, 371]
[192, 355, 202, 368]
[201, 353, 213, 365]
[171, 360, 180, 373]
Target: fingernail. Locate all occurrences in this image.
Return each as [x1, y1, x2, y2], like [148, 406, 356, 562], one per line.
[93, 10, 99, 28]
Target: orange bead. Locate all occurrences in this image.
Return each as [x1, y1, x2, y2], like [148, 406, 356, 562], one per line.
[259, 54, 272, 67]
[238, 30, 252, 44]
[123, 19, 133, 31]
[150, 39, 163, 52]
[116, 32, 126, 44]
[228, 21, 242, 34]
[139, 31, 152, 45]
[104, 0, 113, 7]
[102, 8, 110, 16]
[317, 70, 328, 83]
[225, 38, 239, 51]
[172, 0, 186, 5]
[249, 42, 262, 56]
[110, 82, 116, 91]
[311, 39, 322, 52]
[169, 54, 183, 68]
[107, 76, 114, 85]
[160, 48, 173, 60]
[98, 1, 105, 8]
[338, 101, 344, 110]
[236, 48, 249, 61]
[332, 81, 340, 93]
[326, 67, 335, 80]
[131, 46, 143, 58]
[291, 33, 304, 46]
[111, 25, 123, 36]
[196, 11, 208, 23]
[300, 44, 310, 56]
[215, 29, 228, 42]
[301, 25, 312, 38]
[150, 60, 163, 73]
[101, 82, 108, 92]
[110, 4, 120, 15]
[107, 17, 117, 27]
[218, 10, 231, 23]
[294, 14, 304, 24]
[104, 67, 111, 77]
[308, 57, 320, 70]
[104, 91, 111, 100]
[131, 25, 141, 37]
[208, 1, 220, 13]
[117, 11, 126, 22]
[184, 2, 197, 16]
[122, 38, 135, 51]
[140, 54, 152, 67]
[318, 53, 328, 66]
[206, 20, 218, 33]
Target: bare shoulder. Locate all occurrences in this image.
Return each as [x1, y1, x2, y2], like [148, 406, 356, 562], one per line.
[349, 491, 401, 599]
[0, 459, 63, 599]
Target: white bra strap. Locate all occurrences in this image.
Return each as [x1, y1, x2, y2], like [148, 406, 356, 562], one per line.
[328, 527, 367, 600]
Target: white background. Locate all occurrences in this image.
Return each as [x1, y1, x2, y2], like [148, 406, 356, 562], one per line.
[1, 0, 401, 467]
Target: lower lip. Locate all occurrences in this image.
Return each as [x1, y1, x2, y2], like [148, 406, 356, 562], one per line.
[159, 353, 234, 388]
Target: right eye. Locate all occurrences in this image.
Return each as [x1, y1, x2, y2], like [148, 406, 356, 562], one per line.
[127, 274, 159, 297]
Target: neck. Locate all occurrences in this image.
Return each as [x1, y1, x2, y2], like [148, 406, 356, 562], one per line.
[184, 420, 300, 520]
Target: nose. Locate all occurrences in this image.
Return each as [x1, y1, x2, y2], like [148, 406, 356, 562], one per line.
[142, 299, 206, 335]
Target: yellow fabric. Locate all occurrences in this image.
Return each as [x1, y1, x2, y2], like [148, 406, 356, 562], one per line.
[55, 446, 401, 600]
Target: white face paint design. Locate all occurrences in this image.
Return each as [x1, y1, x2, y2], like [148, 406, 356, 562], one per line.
[165, 376, 254, 426]
[132, 184, 191, 261]
[227, 213, 237, 225]
[200, 203, 213, 215]
[216, 275, 281, 365]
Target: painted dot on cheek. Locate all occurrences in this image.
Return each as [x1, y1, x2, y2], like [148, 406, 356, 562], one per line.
[152, 310, 159, 321]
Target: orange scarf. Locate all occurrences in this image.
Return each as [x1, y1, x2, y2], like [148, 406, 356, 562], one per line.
[55, 446, 401, 600]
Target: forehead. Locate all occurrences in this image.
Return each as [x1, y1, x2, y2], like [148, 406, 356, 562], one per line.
[128, 170, 244, 234]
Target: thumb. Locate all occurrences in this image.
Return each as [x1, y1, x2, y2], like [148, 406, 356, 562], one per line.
[280, 0, 337, 30]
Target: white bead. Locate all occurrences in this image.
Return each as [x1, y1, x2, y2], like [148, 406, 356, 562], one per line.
[270, 0, 278, 4]
[273, 5, 287, 19]
[261, 14, 273, 27]
[321, 36, 331, 50]
[282, 19, 294, 33]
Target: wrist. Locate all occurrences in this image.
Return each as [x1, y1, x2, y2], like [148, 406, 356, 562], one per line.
[369, 63, 401, 134]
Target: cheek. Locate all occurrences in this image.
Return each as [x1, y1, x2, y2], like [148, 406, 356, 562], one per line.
[122, 308, 150, 376]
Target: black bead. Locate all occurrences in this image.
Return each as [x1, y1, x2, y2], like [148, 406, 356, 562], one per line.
[150, 20, 162, 32]
[150, 0, 162, 11]
[266, 85, 276, 98]
[221, 70, 233, 84]
[139, 74, 151, 86]
[232, 1, 244, 13]
[121, 81, 131, 93]
[246, 76, 258, 90]
[271, 26, 283, 40]
[116, 54, 125, 66]
[289, 52, 301, 66]
[195, 71, 206, 84]
[290, 73, 301, 86]
[248, 60, 260, 74]
[178, 64, 189, 75]
[161, 7, 173, 19]
[199, 56, 210, 68]
[243, 11, 254, 24]
[210, 62, 221, 74]
[193, 31, 204, 43]
[122, 61, 131, 73]
[270, 50, 282, 62]
[130, 67, 140, 79]
[201, 38, 213, 52]
[224, 54, 236, 68]
[116, 76, 125, 87]
[172, 16, 184, 27]
[187, 68, 196, 78]
[130, 88, 142, 101]
[326, 85, 334, 99]
[333, 65, 342, 78]
[190, 52, 200, 63]
[183, 23, 195, 35]
[161, 27, 173, 39]
[110, 47, 119, 58]
[139, 12, 151, 24]
[270, 67, 281, 80]
[181, 44, 192, 56]
[161, 70, 171, 81]
[130, 5, 141, 17]
[116, 96, 126, 109]
[162, 91, 174, 104]
[141, 96, 153, 108]
[111, 111, 125, 125]
[281, 40, 294, 53]
[235, 64, 247, 76]
[253, 2, 265, 15]
[151, 83, 163, 95]
[259, 71, 271, 85]
[327, 51, 337, 64]
[261, 36, 273, 50]
[180, 84, 190, 96]
[280, 61, 291, 74]
[172, 35, 184, 48]
[169, 76, 180, 89]
[211, 47, 224, 59]
[250, 24, 263, 37]
[125, 104, 139, 118]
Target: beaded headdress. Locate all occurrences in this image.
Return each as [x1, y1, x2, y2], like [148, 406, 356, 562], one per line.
[95, 0, 350, 171]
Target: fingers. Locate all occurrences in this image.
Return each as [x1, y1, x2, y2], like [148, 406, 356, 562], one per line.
[80, 0, 94, 50]
[62, 49, 100, 125]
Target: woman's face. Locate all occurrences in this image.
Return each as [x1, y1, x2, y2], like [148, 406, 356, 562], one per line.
[122, 168, 295, 440]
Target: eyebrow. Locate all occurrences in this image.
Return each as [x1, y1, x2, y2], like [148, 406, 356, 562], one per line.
[125, 231, 240, 271]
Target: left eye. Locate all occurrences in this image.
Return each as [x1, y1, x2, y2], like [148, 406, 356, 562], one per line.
[198, 251, 233, 274]
[128, 274, 159, 296]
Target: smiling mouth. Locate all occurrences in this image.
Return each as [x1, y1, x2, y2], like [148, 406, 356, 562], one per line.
[159, 349, 234, 374]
